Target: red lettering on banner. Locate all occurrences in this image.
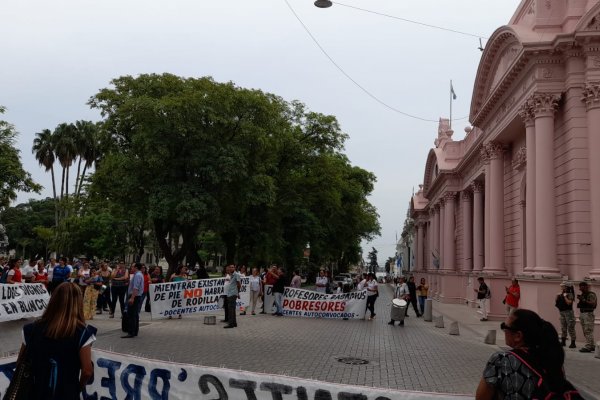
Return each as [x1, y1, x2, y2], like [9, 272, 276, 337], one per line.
[183, 288, 203, 298]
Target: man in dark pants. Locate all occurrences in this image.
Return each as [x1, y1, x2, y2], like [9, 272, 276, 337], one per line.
[406, 276, 422, 317]
[224, 264, 241, 328]
[122, 262, 143, 338]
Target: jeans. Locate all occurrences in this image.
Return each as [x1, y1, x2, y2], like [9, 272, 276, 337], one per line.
[366, 294, 377, 317]
[274, 292, 283, 314]
[418, 296, 427, 314]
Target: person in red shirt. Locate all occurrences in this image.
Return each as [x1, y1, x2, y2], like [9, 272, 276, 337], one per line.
[139, 264, 151, 312]
[504, 278, 520, 315]
[6, 259, 22, 284]
[33, 260, 48, 286]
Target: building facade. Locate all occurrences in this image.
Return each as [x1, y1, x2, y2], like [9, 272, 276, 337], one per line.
[410, 0, 600, 340]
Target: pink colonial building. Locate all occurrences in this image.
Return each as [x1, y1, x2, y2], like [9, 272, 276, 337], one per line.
[410, 0, 599, 339]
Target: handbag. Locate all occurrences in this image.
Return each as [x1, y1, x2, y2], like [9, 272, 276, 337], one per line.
[2, 344, 33, 400]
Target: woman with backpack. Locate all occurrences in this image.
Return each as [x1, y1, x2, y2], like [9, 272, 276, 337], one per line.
[476, 308, 582, 399]
[8, 282, 96, 399]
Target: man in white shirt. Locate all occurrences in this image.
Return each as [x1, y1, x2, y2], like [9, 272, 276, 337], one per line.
[365, 273, 378, 320]
[389, 276, 409, 326]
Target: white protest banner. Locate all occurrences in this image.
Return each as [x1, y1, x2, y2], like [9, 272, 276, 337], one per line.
[0, 350, 471, 400]
[149, 277, 250, 319]
[0, 283, 49, 322]
[263, 284, 276, 313]
[282, 287, 367, 319]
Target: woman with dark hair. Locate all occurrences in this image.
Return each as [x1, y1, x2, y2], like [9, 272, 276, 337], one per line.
[17, 282, 96, 399]
[476, 308, 580, 399]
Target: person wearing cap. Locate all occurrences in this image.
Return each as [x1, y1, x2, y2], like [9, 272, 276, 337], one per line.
[576, 281, 597, 353]
[555, 282, 576, 348]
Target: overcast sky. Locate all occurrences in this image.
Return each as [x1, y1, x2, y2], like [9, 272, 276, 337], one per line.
[1, 0, 521, 260]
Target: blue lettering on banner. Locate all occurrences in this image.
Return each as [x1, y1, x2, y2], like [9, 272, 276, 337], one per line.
[0, 350, 472, 400]
[121, 364, 146, 400]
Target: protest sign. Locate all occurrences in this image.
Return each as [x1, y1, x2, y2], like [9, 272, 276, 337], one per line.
[149, 277, 249, 319]
[282, 287, 367, 319]
[0, 350, 471, 400]
[0, 283, 49, 322]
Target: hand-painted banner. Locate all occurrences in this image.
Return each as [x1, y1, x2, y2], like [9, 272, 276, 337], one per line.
[0, 350, 471, 400]
[282, 287, 367, 319]
[0, 283, 49, 322]
[149, 278, 250, 319]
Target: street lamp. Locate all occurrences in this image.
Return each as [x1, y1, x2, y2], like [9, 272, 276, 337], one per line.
[314, 0, 332, 8]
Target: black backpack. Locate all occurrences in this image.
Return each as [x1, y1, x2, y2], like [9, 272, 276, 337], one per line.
[509, 350, 584, 400]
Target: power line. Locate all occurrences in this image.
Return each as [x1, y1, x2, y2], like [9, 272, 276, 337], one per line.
[283, 0, 469, 123]
[331, 1, 488, 40]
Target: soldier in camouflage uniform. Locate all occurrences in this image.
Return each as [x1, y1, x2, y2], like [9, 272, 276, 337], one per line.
[555, 282, 576, 348]
[577, 281, 597, 353]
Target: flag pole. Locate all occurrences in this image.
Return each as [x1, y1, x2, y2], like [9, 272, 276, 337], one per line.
[449, 80, 453, 129]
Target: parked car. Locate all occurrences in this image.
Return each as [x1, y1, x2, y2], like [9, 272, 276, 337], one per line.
[333, 275, 353, 291]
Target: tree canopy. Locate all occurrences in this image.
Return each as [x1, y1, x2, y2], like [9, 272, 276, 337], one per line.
[0, 106, 41, 210]
[87, 74, 380, 274]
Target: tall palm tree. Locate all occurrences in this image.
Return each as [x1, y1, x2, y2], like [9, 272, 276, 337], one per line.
[32, 128, 59, 226]
[72, 120, 100, 198]
[53, 123, 77, 201]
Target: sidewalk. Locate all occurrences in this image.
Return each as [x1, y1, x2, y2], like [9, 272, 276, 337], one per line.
[431, 301, 600, 398]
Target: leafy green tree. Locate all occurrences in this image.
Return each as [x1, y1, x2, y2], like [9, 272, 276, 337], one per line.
[1, 198, 55, 258]
[88, 74, 380, 275]
[0, 106, 41, 209]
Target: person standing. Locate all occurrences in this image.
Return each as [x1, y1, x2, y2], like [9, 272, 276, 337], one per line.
[474, 277, 490, 321]
[6, 259, 22, 284]
[122, 262, 143, 338]
[365, 272, 378, 320]
[504, 278, 520, 315]
[555, 282, 576, 349]
[389, 276, 409, 326]
[96, 262, 112, 314]
[315, 270, 328, 294]
[16, 283, 96, 399]
[248, 267, 262, 315]
[109, 261, 129, 318]
[576, 281, 597, 353]
[224, 264, 241, 329]
[272, 267, 286, 316]
[290, 270, 302, 288]
[406, 276, 421, 317]
[82, 269, 102, 320]
[417, 278, 429, 315]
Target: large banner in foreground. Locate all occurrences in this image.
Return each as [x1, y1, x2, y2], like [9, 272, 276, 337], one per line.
[149, 278, 250, 319]
[0, 350, 471, 400]
[0, 283, 49, 322]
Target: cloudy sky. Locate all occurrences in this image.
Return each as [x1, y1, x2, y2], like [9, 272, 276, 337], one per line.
[1, 0, 521, 259]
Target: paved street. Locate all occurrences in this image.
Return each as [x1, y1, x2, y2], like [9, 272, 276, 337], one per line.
[1, 284, 598, 398]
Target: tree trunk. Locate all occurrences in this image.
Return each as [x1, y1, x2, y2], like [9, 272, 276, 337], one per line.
[77, 164, 88, 198]
[74, 157, 82, 196]
[50, 165, 58, 228]
[222, 232, 237, 265]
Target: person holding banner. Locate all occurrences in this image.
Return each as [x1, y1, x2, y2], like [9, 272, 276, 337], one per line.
[224, 264, 241, 328]
[365, 273, 378, 320]
[272, 266, 286, 317]
[6, 258, 23, 284]
[316, 270, 328, 294]
[18, 282, 96, 399]
[109, 261, 129, 319]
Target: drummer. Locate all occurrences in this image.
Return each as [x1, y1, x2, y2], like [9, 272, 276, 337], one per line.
[388, 276, 410, 326]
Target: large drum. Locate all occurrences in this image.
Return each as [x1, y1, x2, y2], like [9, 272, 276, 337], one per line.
[390, 298, 407, 321]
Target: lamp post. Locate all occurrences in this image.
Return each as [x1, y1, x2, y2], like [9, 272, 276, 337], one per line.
[314, 0, 332, 8]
